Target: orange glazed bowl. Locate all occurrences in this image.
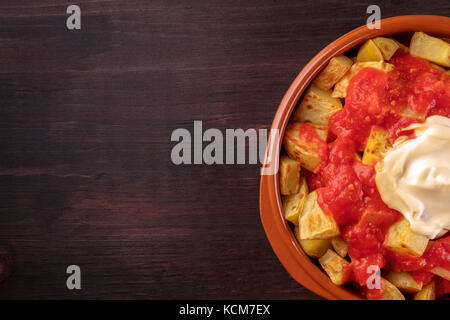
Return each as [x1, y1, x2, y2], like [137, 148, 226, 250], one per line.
[259, 15, 450, 300]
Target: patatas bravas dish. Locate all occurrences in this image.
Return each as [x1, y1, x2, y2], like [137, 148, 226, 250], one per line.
[280, 32, 450, 300]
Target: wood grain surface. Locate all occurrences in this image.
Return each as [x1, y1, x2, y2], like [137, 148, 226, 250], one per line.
[0, 0, 448, 299]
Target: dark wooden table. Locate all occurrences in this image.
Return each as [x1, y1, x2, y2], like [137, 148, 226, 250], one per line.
[0, 0, 447, 299]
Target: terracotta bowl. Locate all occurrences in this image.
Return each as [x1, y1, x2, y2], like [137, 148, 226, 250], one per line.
[259, 15, 450, 300]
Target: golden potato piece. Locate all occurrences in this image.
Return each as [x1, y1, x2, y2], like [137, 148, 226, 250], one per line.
[319, 249, 349, 285]
[331, 236, 348, 258]
[353, 61, 394, 73]
[380, 278, 406, 300]
[299, 191, 340, 240]
[331, 71, 351, 98]
[313, 55, 353, 91]
[431, 267, 450, 281]
[283, 122, 328, 172]
[282, 177, 308, 225]
[410, 32, 450, 67]
[279, 155, 301, 195]
[373, 37, 400, 60]
[357, 39, 384, 62]
[362, 126, 391, 165]
[385, 271, 423, 294]
[294, 226, 331, 258]
[414, 281, 436, 300]
[332, 61, 394, 98]
[384, 218, 429, 257]
[292, 85, 342, 125]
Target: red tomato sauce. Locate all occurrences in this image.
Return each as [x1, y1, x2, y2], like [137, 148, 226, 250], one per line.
[307, 52, 450, 299]
[436, 278, 450, 298]
[298, 123, 328, 162]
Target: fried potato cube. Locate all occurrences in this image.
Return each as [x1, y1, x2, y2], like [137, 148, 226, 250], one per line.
[431, 267, 450, 281]
[385, 271, 423, 294]
[283, 122, 328, 172]
[331, 61, 394, 98]
[414, 281, 436, 300]
[319, 249, 349, 285]
[294, 225, 331, 258]
[298, 239, 331, 259]
[357, 39, 384, 62]
[380, 278, 406, 300]
[353, 61, 394, 73]
[279, 155, 301, 195]
[331, 236, 348, 258]
[282, 177, 308, 224]
[362, 126, 391, 165]
[393, 39, 409, 53]
[429, 62, 446, 72]
[299, 191, 340, 240]
[331, 72, 351, 98]
[384, 218, 429, 257]
[410, 32, 450, 67]
[292, 85, 342, 125]
[373, 37, 400, 60]
[313, 55, 353, 91]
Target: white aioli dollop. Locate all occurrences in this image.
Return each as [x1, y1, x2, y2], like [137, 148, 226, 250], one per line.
[376, 115, 450, 239]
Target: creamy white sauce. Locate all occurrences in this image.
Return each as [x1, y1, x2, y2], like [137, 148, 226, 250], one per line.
[376, 116, 450, 239]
